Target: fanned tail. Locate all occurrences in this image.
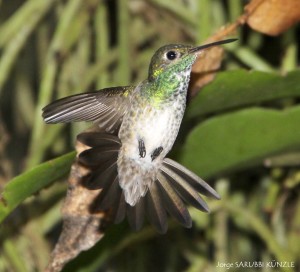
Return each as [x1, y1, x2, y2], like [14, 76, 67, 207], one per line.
[127, 199, 145, 231]
[150, 159, 220, 233]
[162, 158, 220, 199]
[77, 132, 220, 234]
[78, 132, 126, 224]
[145, 181, 168, 234]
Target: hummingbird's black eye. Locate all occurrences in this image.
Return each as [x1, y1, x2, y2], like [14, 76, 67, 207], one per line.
[166, 51, 177, 60]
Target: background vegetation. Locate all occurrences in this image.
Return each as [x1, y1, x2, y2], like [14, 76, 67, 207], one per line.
[0, 0, 299, 271]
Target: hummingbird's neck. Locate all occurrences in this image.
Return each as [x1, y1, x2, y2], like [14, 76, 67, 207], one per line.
[143, 67, 192, 106]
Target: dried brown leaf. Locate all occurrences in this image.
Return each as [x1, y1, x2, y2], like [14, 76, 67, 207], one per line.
[189, 0, 300, 96]
[245, 0, 300, 36]
[189, 23, 239, 96]
[45, 132, 109, 272]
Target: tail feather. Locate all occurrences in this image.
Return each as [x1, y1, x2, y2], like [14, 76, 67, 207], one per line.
[160, 164, 209, 212]
[146, 182, 168, 234]
[111, 192, 127, 224]
[163, 158, 220, 199]
[127, 199, 145, 231]
[95, 176, 121, 210]
[84, 161, 117, 190]
[76, 132, 220, 232]
[157, 172, 192, 228]
[79, 147, 118, 167]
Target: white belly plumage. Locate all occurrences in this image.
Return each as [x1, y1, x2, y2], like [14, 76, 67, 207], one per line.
[131, 109, 172, 163]
[117, 102, 184, 206]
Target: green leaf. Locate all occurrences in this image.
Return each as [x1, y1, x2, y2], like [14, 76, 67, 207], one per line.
[180, 106, 300, 179]
[0, 151, 76, 223]
[187, 69, 300, 118]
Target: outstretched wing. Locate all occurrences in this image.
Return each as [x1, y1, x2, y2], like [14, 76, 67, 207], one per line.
[42, 86, 135, 133]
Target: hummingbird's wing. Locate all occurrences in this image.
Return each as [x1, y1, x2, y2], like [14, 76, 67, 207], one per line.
[77, 132, 220, 234]
[42, 86, 135, 133]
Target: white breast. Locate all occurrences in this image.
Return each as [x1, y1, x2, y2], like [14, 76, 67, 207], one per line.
[123, 110, 170, 166]
[140, 109, 170, 154]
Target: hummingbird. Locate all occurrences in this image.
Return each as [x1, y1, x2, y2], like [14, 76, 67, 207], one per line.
[42, 38, 236, 233]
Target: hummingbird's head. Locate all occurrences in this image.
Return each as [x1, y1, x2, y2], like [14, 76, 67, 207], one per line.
[148, 39, 237, 82]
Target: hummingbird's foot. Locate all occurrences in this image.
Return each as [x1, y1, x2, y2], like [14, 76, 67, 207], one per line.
[151, 146, 163, 161]
[138, 138, 146, 158]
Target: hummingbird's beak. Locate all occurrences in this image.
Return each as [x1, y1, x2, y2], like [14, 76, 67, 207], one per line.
[189, 38, 237, 53]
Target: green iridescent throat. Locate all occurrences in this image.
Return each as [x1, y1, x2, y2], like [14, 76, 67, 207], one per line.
[143, 54, 196, 106]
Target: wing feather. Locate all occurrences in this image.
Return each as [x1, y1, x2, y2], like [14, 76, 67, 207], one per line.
[42, 86, 134, 133]
[77, 132, 121, 147]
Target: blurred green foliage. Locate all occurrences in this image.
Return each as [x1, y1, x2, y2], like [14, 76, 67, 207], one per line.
[0, 0, 299, 272]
